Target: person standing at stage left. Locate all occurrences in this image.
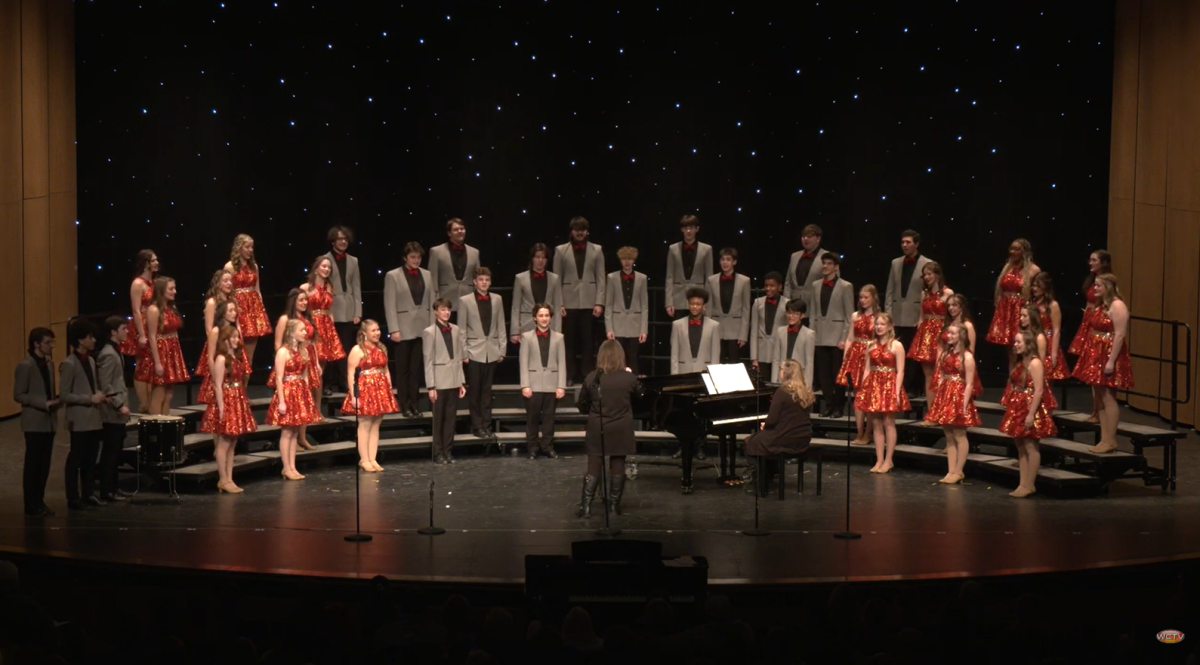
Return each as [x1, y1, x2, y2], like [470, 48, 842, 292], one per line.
[324, 226, 362, 393]
[428, 218, 479, 321]
[665, 214, 713, 319]
[301, 255, 347, 396]
[460, 267, 506, 439]
[61, 320, 106, 510]
[705, 248, 751, 364]
[885, 230, 930, 397]
[808, 255, 853, 419]
[343, 320, 398, 472]
[14, 327, 60, 517]
[986, 238, 1040, 348]
[604, 247, 649, 376]
[1072, 274, 1132, 455]
[520, 304, 566, 460]
[225, 234, 272, 369]
[783, 224, 833, 308]
[143, 277, 189, 415]
[423, 299, 466, 464]
[554, 217, 606, 384]
[120, 249, 158, 411]
[96, 316, 132, 503]
[384, 242, 435, 419]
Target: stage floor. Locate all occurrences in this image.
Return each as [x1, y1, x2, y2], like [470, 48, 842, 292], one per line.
[0, 396, 1197, 586]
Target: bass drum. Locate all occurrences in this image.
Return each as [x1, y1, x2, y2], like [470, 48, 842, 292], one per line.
[138, 415, 185, 467]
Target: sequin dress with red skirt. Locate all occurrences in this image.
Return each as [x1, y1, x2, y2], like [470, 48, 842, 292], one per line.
[986, 268, 1026, 345]
[266, 316, 320, 388]
[136, 308, 190, 386]
[926, 352, 981, 427]
[999, 364, 1057, 439]
[837, 313, 874, 387]
[119, 276, 154, 357]
[198, 331, 252, 404]
[200, 358, 258, 437]
[341, 346, 398, 416]
[1068, 287, 1100, 356]
[1071, 308, 1134, 389]
[265, 348, 320, 427]
[907, 291, 947, 363]
[232, 264, 272, 338]
[1038, 305, 1070, 381]
[307, 284, 346, 362]
[859, 343, 912, 413]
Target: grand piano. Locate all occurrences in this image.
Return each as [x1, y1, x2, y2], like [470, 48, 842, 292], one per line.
[633, 370, 776, 493]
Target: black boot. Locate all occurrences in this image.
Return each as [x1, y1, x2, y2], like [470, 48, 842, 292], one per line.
[576, 475, 599, 518]
[608, 474, 626, 516]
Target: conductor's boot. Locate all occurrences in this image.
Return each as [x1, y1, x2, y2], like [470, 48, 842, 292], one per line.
[576, 475, 599, 518]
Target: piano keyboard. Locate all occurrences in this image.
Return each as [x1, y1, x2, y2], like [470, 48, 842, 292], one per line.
[711, 414, 769, 426]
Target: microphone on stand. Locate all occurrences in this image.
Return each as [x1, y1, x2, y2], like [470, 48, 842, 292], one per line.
[353, 366, 362, 399]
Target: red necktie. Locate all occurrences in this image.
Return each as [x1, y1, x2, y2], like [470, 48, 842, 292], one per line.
[531, 271, 545, 279]
[903, 256, 916, 265]
[449, 243, 465, 252]
[682, 243, 696, 251]
[823, 279, 835, 287]
[406, 268, 419, 276]
[689, 319, 702, 326]
[622, 273, 634, 281]
[476, 293, 489, 301]
[333, 252, 346, 261]
[765, 298, 778, 306]
[440, 325, 452, 333]
[572, 243, 587, 251]
[801, 251, 813, 259]
[720, 274, 734, 282]
[788, 326, 799, 334]
[535, 329, 549, 338]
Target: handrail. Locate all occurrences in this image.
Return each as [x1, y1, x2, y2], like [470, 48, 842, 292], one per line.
[1122, 315, 1191, 432]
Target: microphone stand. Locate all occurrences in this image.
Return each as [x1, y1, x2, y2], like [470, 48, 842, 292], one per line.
[833, 385, 861, 540]
[346, 366, 372, 542]
[743, 365, 769, 536]
[594, 371, 620, 537]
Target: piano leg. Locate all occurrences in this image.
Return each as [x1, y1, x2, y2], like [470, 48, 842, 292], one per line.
[681, 436, 697, 494]
[718, 435, 729, 479]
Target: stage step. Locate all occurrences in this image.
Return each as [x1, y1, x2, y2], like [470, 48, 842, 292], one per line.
[978, 458, 1100, 492]
[170, 454, 277, 487]
[253, 440, 360, 465]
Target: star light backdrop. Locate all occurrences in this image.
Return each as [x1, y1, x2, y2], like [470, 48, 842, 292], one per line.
[75, 0, 1114, 373]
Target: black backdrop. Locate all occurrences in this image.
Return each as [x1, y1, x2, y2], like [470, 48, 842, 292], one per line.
[75, 1, 1115, 377]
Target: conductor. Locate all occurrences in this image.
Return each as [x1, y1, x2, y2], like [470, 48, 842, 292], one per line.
[575, 340, 640, 518]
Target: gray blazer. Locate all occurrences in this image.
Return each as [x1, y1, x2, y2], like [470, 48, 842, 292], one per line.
[422, 324, 466, 390]
[553, 242, 606, 309]
[13, 355, 58, 433]
[519, 330, 566, 393]
[604, 271, 649, 338]
[60, 354, 103, 432]
[885, 254, 933, 328]
[705, 273, 752, 341]
[458, 293, 507, 363]
[750, 296, 790, 364]
[323, 251, 362, 322]
[510, 270, 563, 335]
[774, 325, 816, 388]
[384, 267, 435, 341]
[807, 277, 855, 347]
[784, 248, 834, 302]
[670, 318, 722, 375]
[96, 345, 129, 424]
[665, 242, 714, 311]
[428, 243, 481, 311]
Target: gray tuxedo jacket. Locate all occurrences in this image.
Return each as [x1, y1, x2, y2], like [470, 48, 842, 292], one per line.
[750, 295, 790, 364]
[96, 344, 129, 424]
[60, 354, 102, 432]
[384, 267, 435, 340]
[665, 241, 714, 310]
[670, 318, 722, 374]
[885, 254, 933, 328]
[553, 242, 606, 309]
[604, 271, 649, 338]
[807, 277, 855, 347]
[322, 251, 362, 322]
[519, 330, 566, 393]
[705, 273, 752, 341]
[784, 247, 834, 302]
[458, 293, 507, 362]
[422, 324, 466, 390]
[774, 325, 816, 388]
[510, 270, 563, 335]
[428, 243, 480, 311]
[13, 355, 58, 433]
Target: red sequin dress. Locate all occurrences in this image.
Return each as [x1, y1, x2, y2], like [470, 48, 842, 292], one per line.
[265, 347, 320, 426]
[1039, 305, 1069, 381]
[232, 264, 272, 338]
[266, 316, 320, 388]
[907, 290, 947, 363]
[837, 313, 874, 387]
[307, 284, 346, 362]
[999, 364, 1057, 439]
[1067, 287, 1100, 356]
[1072, 308, 1134, 389]
[926, 352, 981, 426]
[198, 329, 252, 404]
[986, 267, 1026, 345]
[859, 342, 912, 413]
[119, 276, 154, 357]
[341, 345, 398, 416]
[142, 308, 190, 386]
[200, 356, 258, 437]
[942, 326, 985, 397]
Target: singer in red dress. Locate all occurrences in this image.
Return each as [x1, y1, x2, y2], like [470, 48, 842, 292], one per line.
[343, 320, 397, 472]
[905, 262, 952, 418]
[224, 234, 271, 369]
[1000, 331, 1056, 498]
[927, 323, 979, 484]
[195, 270, 234, 400]
[944, 294, 983, 398]
[121, 249, 159, 411]
[301, 256, 346, 397]
[1072, 274, 1132, 454]
[1017, 304, 1058, 411]
[271, 289, 320, 450]
[986, 238, 1040, 347]
[200, 325, 256, 494]
[266, 319, 320, 480]
[1032, 272, 1069, 382]
[142, 277, 189, 415]
[858, 313, 909, 474]
[1068, 249, 1112, 423]
[838, 284, 878, 445]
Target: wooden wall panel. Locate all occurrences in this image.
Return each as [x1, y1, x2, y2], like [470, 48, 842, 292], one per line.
[1160, 210, 1200, 420]
[48, 192, 76, 324]
[0, 0, 20, 206]
[20, 0, 47, 201]
[0, 200, 23, 415]
[1107, 198, 1135, 287]
[22, 198, 49, 332]
[1166, 0, 1200, 213]
[1128, 202, 1165, 411]
[1108, 0, 1140, 202]
[46, 0, 74, 195]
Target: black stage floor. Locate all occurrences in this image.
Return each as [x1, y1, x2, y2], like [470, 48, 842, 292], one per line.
[0, 392, 1197, 587]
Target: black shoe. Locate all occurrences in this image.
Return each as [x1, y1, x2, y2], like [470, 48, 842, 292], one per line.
[608, 475, 626, 516]
[323, 387, 334, 397]
[527, 453, 537, 460]
[472, 429, 489, 439]
[829, 409, 845, 419]
[576, 475, 599, 518]
[116, 489, 134, 498]
[40, 503, 55, 516]
[482, 427, 494, 437]
[434, 455, 447, 465]
[87, 496, 108, 507]
[695, 448, 707, 461]
[67, 501, 88, 511]
[671, 448, 683, 460]
[102, 493, 127, 502]
[409, 407, 422, 418]
[24, 507, 46, 517]
[446, 452, 456, 464]
[819, 408, 832, 418]
[547, 450, 558, 459]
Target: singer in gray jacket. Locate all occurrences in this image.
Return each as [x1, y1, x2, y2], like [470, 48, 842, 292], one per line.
[14, 327, 60, 516]
[60, 320, 108, 510]
[96, 316, 132, 501]
[519, 304, 566, 459]
[604, 247, 649, 375]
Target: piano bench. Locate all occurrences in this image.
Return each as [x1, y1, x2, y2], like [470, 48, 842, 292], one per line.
[758, 447, 822, 499]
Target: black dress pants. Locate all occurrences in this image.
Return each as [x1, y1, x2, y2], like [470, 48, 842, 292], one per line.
[894, 325, 922, 394]
[23, 431, 54, 513]
[616, 337, 640, 376]
[524, 393, 558, 453]
[719, 339, 742, 364]
[465, 361, 497, 431]
[563, 309, 596, 382]
[814, 346, 846, 412]
[432, 389, 459, 458]
[65, 430, 101, 503]
[331, 321, 357, 391]
[99, 423, 126, 498]
[394, 339, 424, 411]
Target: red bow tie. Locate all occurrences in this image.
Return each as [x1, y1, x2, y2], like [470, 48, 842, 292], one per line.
[406, 268, 419, 276]
[476, 293, 490, 301]
[572, 243, 587, 251]
[440, 325, 452, 333]
[76, 351, 90, 361]
[788, 326, 799, 334]
[622, 273, 635, 281]
[531, 271, 545, 279]
[765, 297, 778, 305]
[535, 329, 549, 338]
[903, 256, 917, 265]
[682, 242, 696, 251]
[801, 251, 814, 260]
[689, 318, 703, 326]
[449, 243, 465, 252]
[720, 274, 734, 282]
[333, 252, 346, 261]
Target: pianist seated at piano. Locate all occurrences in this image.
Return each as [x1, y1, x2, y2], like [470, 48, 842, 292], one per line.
[576, 339, 641, 519]
[743, 359, 814, 494]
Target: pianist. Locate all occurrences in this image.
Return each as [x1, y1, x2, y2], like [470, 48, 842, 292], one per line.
[744, 359, 814, 494]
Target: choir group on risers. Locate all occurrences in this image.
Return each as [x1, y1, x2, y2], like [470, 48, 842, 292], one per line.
[12, 216, 1131, 515]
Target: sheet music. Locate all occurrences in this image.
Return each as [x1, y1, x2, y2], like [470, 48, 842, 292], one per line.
[706, 363, 755, 394]
[701, 373, 717, 395]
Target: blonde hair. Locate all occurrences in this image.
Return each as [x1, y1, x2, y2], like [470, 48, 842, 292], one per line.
[282, 318, 306, 349]
[356, 319, 387, 353]
[778, 359, 815, 408]
[307, 255, 332, 287]
[994, 238, 1035, 301]
[922, 261, 945, 294]
[595, 339, 626, 374]
[617, 246, 638, 261]
[206, 269, 233, 300]
[858, 284, 880, 314]
[1095, 273, 1123, 310]
[151, 277, 180, 328]
[939, 322, 967, 366]
[229, 234, 256, 272]
[873, 312, 896, 346]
